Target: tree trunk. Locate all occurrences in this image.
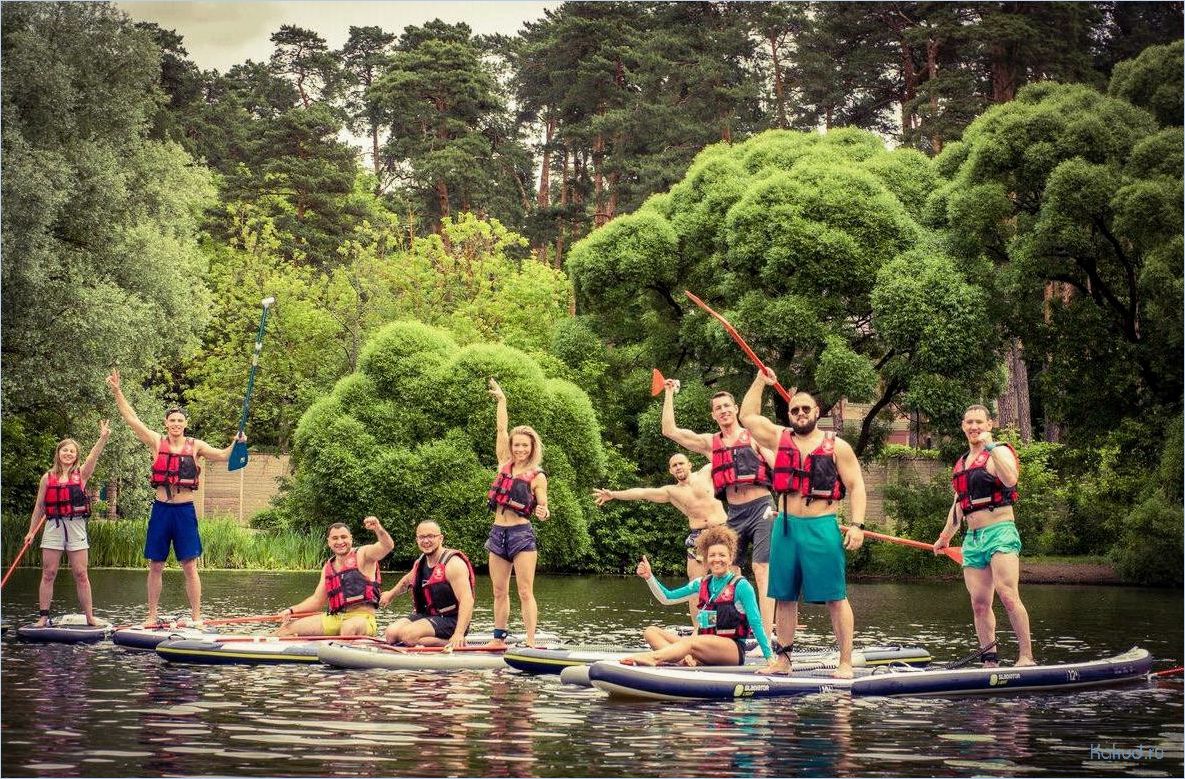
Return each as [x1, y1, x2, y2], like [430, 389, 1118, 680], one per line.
[990, 41, 1018, 102]
[537, 114, 554, 209]
[768, 33, 787, 128]
[592, 132, 607, 227]
[899, 40, 918, 134]
[371, 126, 382, 194]
[435, 179, 450, 231]
[996, 339, 1033, 442]
[926, 37, 942, 153]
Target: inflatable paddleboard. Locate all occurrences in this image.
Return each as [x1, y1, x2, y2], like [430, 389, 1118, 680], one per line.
[589, 660, 873, 700]
[16, 614, 111, 644]
[318, 641, 511, 670]
[113, 625, 220, 650]
[512, 643, 931, 677]
[156, 638, 325, 665]
[850, 647, 1153, 697]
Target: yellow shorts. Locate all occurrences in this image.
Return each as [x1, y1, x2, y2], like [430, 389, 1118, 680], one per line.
[320, 608, 377, 636]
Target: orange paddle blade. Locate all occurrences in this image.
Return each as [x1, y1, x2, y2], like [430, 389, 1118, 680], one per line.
[651, 368, 665, 396]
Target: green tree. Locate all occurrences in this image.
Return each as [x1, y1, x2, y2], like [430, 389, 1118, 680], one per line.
[338, 25, 397, 191]
[1108, 40, 1183, 127]
[279, 321, 606, 570]
[1, 2, 215, 509]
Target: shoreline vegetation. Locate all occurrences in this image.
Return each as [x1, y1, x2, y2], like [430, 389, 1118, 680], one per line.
[1, 515, 1132, 585]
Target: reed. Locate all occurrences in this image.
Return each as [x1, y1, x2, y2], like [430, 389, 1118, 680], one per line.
[1, 514, 324, 571]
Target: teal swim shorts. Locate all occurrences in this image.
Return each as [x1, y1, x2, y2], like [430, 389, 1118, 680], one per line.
[767, 513, 846, 604]
[962, 520, 1022, 569]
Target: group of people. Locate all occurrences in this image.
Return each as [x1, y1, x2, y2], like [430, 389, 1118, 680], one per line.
[24, 368, 1033, 671]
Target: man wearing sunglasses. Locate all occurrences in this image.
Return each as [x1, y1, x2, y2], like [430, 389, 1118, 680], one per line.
[661, 378, 777, 638]
[740, 369, 867, 678]
[378, 520, 476, 649]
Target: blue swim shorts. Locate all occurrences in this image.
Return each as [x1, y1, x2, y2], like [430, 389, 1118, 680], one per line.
[144, 500, 203, 562]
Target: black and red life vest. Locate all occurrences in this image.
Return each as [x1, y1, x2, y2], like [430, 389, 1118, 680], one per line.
[710, 430, 772, 500]
[323, 549, 382, 614]
[411, 549, 476, 617]
[487, 465, 542, 519]
[696, 574, 753, 640]
[952, 445, 1019, 514]
[44, 470, 90, 520]
[150, 437, 201, 492]
[771, 430, 846, 504]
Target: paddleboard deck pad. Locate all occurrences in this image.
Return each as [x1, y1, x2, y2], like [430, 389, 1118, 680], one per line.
[510, 643, 931, 676]
[850, 647, 1153, 697]
[589, 661, 873, 700]
[16, 615, 111, 644]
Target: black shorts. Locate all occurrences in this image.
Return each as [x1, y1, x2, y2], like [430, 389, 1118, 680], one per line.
[407, 613, 460, 639]
[727, 497, 773, 565]
[485, 523, 537, 562]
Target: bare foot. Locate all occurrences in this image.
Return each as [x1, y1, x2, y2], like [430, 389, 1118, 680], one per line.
[832, 663, 854, 679]
[141, 617, 161, 629]
[622, 653, 658, 667]
[86, 617, 109, 628]
[34, 617, 49, 628]
[483, 639, 507, 650]
[758, 659, 792, 676]
[1014, 657, 1037, 667]
[678, 654, 699, 667]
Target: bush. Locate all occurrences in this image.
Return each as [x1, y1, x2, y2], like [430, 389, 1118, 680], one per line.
[1110, 495, 1183, 585]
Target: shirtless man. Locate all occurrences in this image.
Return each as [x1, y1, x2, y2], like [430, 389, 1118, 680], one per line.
[661, 378, 776, 637]
[594, 454, 727, 621]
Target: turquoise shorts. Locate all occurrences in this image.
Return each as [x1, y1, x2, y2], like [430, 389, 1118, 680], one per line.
[768, 513, 846, 604]
[962, 521, 1022, 569]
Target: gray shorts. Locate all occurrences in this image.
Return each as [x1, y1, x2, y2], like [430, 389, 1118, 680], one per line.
[727, 497, 773, 565]
[485, 523, 537, 562]
[684, 528, 704, 561]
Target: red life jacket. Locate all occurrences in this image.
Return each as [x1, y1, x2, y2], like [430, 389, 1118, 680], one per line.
[952, 445, 1019, 514]
[696, 574, 753, 640]
[710, 429, 772, 500]
[323, 549, 382, 614]
[411, 549, 476, 617]
[150, 437, 201, 492]
[487, 465, 541, 519]
[44, 470, 90, 520]
[771, 430, 846, 503]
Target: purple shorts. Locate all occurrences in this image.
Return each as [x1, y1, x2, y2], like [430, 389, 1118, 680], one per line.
[485, 523, 537, 562]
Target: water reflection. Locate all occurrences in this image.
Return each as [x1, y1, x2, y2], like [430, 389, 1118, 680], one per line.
[2, 573, 1182, 778]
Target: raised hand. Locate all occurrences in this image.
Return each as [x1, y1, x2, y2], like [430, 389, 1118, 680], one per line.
[593, 488, 613, 507]
[98, 420, 111, 438]
[636, 555, 652, 579]
[105, 370, 121, 393]
[487, 377, 505, 401]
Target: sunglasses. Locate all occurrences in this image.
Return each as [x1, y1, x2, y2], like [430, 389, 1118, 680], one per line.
[789, 405, 814, 416]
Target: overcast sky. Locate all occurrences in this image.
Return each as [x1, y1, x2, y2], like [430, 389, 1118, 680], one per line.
[117, 1, 556, 72]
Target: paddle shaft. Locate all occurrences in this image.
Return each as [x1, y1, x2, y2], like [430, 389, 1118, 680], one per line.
[235, 299, 274, 435]
[1, 515, 47, 589]
[845, 526, 963, 564]
[684, 291, 793, 404]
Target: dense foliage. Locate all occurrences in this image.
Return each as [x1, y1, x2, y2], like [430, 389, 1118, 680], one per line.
[1, 2, 1180, 582]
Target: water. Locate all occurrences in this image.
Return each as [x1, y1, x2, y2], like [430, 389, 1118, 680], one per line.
[1, 569, 1181, 777]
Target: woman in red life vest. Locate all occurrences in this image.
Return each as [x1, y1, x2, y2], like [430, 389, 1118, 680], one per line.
[23, 421, 111, 627]
[622, 525, 774, 667]
[485, 378, 549, 648]
[107, 370, 245, 628]
[933, 404, 1034, 667]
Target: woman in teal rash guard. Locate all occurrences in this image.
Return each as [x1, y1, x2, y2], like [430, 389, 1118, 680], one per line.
[624, 525, 773, 666]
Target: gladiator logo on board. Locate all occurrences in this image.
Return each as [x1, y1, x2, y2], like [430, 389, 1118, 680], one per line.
[733, 683, 770, 697]
[988, 672, 1021, 686]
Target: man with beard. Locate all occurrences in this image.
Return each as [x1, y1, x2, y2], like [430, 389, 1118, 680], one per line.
[740, 370, 866, 678]
[593, 453, 728, 622]
[379, 521, 476, 649]
[661, 379, 776, 638]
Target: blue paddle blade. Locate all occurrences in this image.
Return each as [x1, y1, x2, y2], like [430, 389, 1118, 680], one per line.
[227, 440, 249, 472]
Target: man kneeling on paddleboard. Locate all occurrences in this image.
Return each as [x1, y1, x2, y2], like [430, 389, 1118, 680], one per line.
[276, 516, 393, 637]
[378, 520, 476, 649]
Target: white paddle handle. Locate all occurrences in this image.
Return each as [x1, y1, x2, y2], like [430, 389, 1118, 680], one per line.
[261, 296, 276, 308]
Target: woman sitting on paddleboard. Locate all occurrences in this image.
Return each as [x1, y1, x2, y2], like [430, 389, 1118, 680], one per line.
[485, 377, 549, 648]
[625, 525, 773, 666]
[23, 421, 111, 627]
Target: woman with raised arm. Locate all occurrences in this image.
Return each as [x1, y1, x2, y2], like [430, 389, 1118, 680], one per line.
[24, 421, 111, 626]
[484, 378, 549, 647]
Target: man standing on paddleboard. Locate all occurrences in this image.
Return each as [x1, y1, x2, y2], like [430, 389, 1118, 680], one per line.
[107, 370, 245, 628]
[740, 370, 866, 678]
[661, 378, 777, 638]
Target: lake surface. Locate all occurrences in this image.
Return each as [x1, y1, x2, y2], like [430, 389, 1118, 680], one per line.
[1, 569, 1181, 777]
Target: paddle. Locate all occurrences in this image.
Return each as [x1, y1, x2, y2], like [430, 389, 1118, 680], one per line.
[228, 296, 276, 472]
[1, 515, 47, 589]
[944, 640, 998, 670]
[650, 368, 681, 397]
[375, 643, 508, 654]
[200, 611, 318, 627]
[1151, 666, 1184, 677]
[684, 290, 794, 404]
[843, 526, 964, 565]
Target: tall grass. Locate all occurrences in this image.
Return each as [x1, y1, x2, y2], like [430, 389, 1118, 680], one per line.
[2, 514, 324, 571]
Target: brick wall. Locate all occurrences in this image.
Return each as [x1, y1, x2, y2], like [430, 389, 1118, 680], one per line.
[195, 454, 290, 524]
[861, 457, 947, 528]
